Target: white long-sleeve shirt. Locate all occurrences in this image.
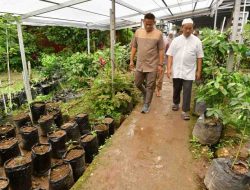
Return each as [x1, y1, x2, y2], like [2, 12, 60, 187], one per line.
[166, 34, 204, 80]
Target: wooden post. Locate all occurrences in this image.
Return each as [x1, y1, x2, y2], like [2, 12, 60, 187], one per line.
[28, 61, 32, 79]
[240, 0, 247, 43]
[17, 21, 32, 103]
[6, 27, 11, 85]
[220, 17, 226, 33]
[0, 80, 8, 114]
[227, 0, 241, 72]
[6, 27, 12, 112]
[110, 0, 116, 95]
[87, 26, 90, 54]
[214, 0, 219, 30]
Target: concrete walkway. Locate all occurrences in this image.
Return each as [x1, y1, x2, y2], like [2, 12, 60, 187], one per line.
[72, 79, 198, 190]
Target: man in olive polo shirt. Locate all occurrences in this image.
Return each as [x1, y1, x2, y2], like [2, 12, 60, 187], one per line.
[130, 13, 164, 113]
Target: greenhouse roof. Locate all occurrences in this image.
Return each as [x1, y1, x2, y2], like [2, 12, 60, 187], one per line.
[0, 0, 248, 30]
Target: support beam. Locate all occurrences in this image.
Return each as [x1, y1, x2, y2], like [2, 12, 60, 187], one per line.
[22, 0, 91, 19]
[115, 0, 145, 14]
[193, 0, 199, 12]
[161, 0, 174, 16]
[90, 0, 205, 27]
[87, 26, 90, 54]
[6, 27, 11, 86]
[6, 27, 12, 111]
[110, 0, 116, 95]
[227, 0, 241, 72]
[231, 0, 241, 42]
[16, 22, 32, 103]
[220, 17, 226, 33]
[0, 80, 8, 114]
[22, 18, 108, 30]
[214, 0, 219, 30]
[159, 8, 210, 21]
[241, 0, 247, 33]
[210, 0, 224, 16]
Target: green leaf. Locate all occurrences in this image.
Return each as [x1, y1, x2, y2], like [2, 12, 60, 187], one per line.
[230, 100, 239, 106]
[238, 92, 246, 98]
[214, 82, 220, 89]
[227, 83, 236, 88]
[220, 86, 228, 95]
[206, 110, 214, 117]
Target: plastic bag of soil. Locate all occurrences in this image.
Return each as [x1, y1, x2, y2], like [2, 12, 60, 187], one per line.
[194, 100, 207, 116]
[204, 158, 250, 190]
[4, 156, 32, 190]
[49, 162, 74, 190]
[192, 117, 222, 145]
[30, 101, 46, 123]
[0, 177, 9, 190]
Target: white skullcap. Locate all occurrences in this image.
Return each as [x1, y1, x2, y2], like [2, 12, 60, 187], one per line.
[182, 18, 193, 25]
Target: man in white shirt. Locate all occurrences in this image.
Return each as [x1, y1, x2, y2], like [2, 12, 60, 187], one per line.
[166, 18, 204, 120]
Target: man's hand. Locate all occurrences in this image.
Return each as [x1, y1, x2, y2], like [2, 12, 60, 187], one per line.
[196, 71, 201, 80]
[158, 65, 163, 74]
[129, 61, 135, 71]
[167, 70, 171, 79]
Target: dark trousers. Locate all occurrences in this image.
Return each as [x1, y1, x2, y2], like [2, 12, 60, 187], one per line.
[135, 71, 157, 105]
[173, 78, 193, 112]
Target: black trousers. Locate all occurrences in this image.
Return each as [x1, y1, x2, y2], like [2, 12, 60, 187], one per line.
[173, 78, 193, 112]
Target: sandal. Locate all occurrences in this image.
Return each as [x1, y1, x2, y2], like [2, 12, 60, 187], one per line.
[156, 90, 161, 97]
[181, 112, 190, 120]
[172, 104, 179, 111]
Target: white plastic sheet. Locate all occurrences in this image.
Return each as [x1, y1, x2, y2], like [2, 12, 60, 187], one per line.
[0, 0, 216, 29]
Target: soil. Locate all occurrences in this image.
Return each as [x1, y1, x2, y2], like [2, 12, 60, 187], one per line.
[38, 115, 53, 122]
[33, 103, 45, 109]
[33, 144, 50, 154]
[0, 178, 8, 188]
[48, 130, 66, 138]
[0, 124, 13, 134]
[103, 118, 113, 124]
[81, 134, 95, 142]
[5, 156, 31, 168]
[50, 110, 60, 117]
[13, 113, 29, 121]
[94, 124, 108, 131]
[0, 138, 17, 149]
[77, 113, 88, 118]
[65, 149, 84, 161]
[232, 163, 249, 175]
[204, 118, 219, 126]
[61, 122, 75, 130]
[20, 126, 36, 133]
[50, 164, 70, 181]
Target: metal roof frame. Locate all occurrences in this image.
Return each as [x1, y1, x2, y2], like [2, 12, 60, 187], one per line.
[1, 0, 249, 30]
[0, 0, 222, 30]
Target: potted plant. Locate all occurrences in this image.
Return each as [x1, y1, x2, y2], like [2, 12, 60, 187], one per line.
[4, 156, 32, 190]
[63, 142, 85, 181]
[204, 86, 250, 189]
[80, 131, 98, 163]
[49, 162, 74, 190]
[32, 143, 52, 176]
[20, 125, 39, 151]
[48, 127, 67, 159]
[192, 106, 223, 146]
[61, 121, 81, 142]
[0, 123, 16, 140]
